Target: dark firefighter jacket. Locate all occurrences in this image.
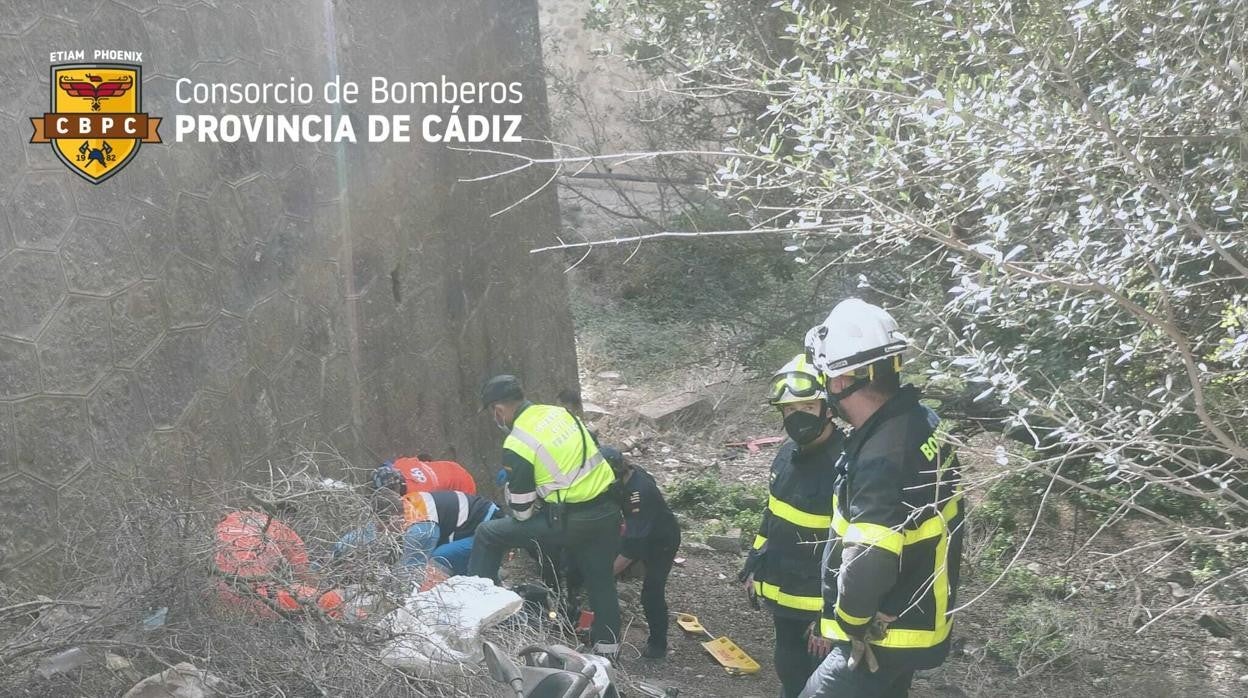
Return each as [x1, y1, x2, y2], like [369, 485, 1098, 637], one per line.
[819, 385, 964, 669]
[744, 429, 844, 620]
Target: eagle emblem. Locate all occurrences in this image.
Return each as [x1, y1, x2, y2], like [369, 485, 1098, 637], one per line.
[29, 63, 161, 184]
[58, 73, 134, 111]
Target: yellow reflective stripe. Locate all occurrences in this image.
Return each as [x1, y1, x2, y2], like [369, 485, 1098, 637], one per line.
[843, 522, 904, 555]
[757, 582, 823, 612]
[903, 494, 962, 544]
[819, 493, 962, 649]
[752, 534, 767, 550]
[832, 495, 962, 548]
[821, 618, 952, 648]
[768, 495, 832, 530]
[835, 605, 872, 626]
[831, 495, 848, 535]
[820, 618, 843, 640]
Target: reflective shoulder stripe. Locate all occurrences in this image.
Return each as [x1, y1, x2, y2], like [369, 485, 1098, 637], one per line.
[513, 408, 608, 500]
[843, 522, 904, 555]
[903, 494, 962, 544]
[508, 425, 561, 475]
[757, 581, 822, 612]
[454, 491, 470, 529]
[507, 487, 537, 505]
[768, 495, 832, 530]
[752, 534, 767, 550]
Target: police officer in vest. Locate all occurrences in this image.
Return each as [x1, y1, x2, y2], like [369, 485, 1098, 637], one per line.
[468, 374, 624, 659]
[739, 354, 845, 698]
[798, 299, 964, 698]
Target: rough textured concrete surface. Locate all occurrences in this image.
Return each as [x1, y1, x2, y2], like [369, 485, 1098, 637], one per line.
[0, 1, 577, 584]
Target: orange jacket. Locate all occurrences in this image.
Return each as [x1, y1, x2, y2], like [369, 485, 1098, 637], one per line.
[213, 510, 310, 580]
[213, 510, 350, 619]
[391, 457, 478, 495]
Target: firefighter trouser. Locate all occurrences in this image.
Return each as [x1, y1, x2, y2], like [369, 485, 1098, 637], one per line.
[774, 614, 821, 698]
[799, 642, 916, 698]
[468, 498, 622, 653]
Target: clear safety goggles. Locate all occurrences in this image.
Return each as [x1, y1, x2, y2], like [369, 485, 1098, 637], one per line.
[767, 372, 822, 402]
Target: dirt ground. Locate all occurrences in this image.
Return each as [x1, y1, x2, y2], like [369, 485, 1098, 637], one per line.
[573, 371, 1248, 698]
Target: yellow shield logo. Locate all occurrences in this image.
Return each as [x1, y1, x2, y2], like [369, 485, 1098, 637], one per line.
[30, 63, 161, 184]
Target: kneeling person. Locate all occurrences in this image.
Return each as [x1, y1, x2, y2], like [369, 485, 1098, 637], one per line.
[339, 489, 501, 575]
[372, 455, 478, 496]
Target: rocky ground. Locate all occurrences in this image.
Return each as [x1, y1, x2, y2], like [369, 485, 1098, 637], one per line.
[572, 369, 1248, 698]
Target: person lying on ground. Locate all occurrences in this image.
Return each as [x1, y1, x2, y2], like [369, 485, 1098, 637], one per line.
[213, 509, 354, 620]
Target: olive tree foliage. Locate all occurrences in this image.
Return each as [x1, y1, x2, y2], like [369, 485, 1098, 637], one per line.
[572, 0, 1248, 592]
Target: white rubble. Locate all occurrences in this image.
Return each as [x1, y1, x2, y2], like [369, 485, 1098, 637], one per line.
[380, 575, 522, 677]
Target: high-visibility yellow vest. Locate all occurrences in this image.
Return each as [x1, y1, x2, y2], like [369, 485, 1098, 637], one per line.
[504, 404, 614, 504]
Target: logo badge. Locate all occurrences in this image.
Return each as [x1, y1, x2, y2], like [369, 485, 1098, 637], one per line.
[29, 63, 161, 184]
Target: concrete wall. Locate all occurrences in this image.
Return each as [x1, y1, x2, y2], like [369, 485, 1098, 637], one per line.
[0, 1, 577, 584]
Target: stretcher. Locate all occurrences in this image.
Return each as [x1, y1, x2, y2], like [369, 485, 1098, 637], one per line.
[675, 612, 760, 675]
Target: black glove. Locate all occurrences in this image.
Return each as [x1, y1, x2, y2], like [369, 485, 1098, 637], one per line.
[737, 548, 763, 583]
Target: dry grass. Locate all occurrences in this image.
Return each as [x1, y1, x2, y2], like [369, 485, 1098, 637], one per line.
[0, 448, 576, 697]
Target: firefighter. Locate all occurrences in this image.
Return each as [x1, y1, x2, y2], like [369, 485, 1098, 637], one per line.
[467, 374, 623, 659]
[799, 299, 964, 698]
[739, 354, 846, 697]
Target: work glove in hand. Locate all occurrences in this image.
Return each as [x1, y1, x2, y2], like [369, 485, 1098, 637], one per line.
[846, 613, 896, 673]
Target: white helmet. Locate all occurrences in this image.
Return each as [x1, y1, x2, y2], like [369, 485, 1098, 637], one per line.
[767, 353, 827, 406]
[804, 298, 908, 382]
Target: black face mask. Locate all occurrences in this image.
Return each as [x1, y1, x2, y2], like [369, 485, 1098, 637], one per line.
[783, 408, 828, 445]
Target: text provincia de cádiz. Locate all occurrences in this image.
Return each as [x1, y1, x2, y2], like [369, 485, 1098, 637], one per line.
[173, 75, 525, 143]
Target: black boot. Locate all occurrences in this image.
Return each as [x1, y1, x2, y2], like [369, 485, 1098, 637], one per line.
[641, 641, 667, 659]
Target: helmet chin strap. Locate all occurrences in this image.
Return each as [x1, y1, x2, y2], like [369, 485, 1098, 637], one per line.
[828, 376, 868, 402]
[826, 376, 868, 420]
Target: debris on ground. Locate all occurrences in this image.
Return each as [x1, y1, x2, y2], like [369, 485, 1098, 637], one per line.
[37, 647, 92, 679]
[707, 529, 744, 553]
[122, 662, 224, 698]
[634, 392, 714, 429]
[1198, 611, 1236, 639]
[380, 575, 523, 676]
[724, 436, 784, 452]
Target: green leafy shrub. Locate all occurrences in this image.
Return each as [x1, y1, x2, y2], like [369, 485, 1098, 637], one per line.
[667, 474, 767, 538]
